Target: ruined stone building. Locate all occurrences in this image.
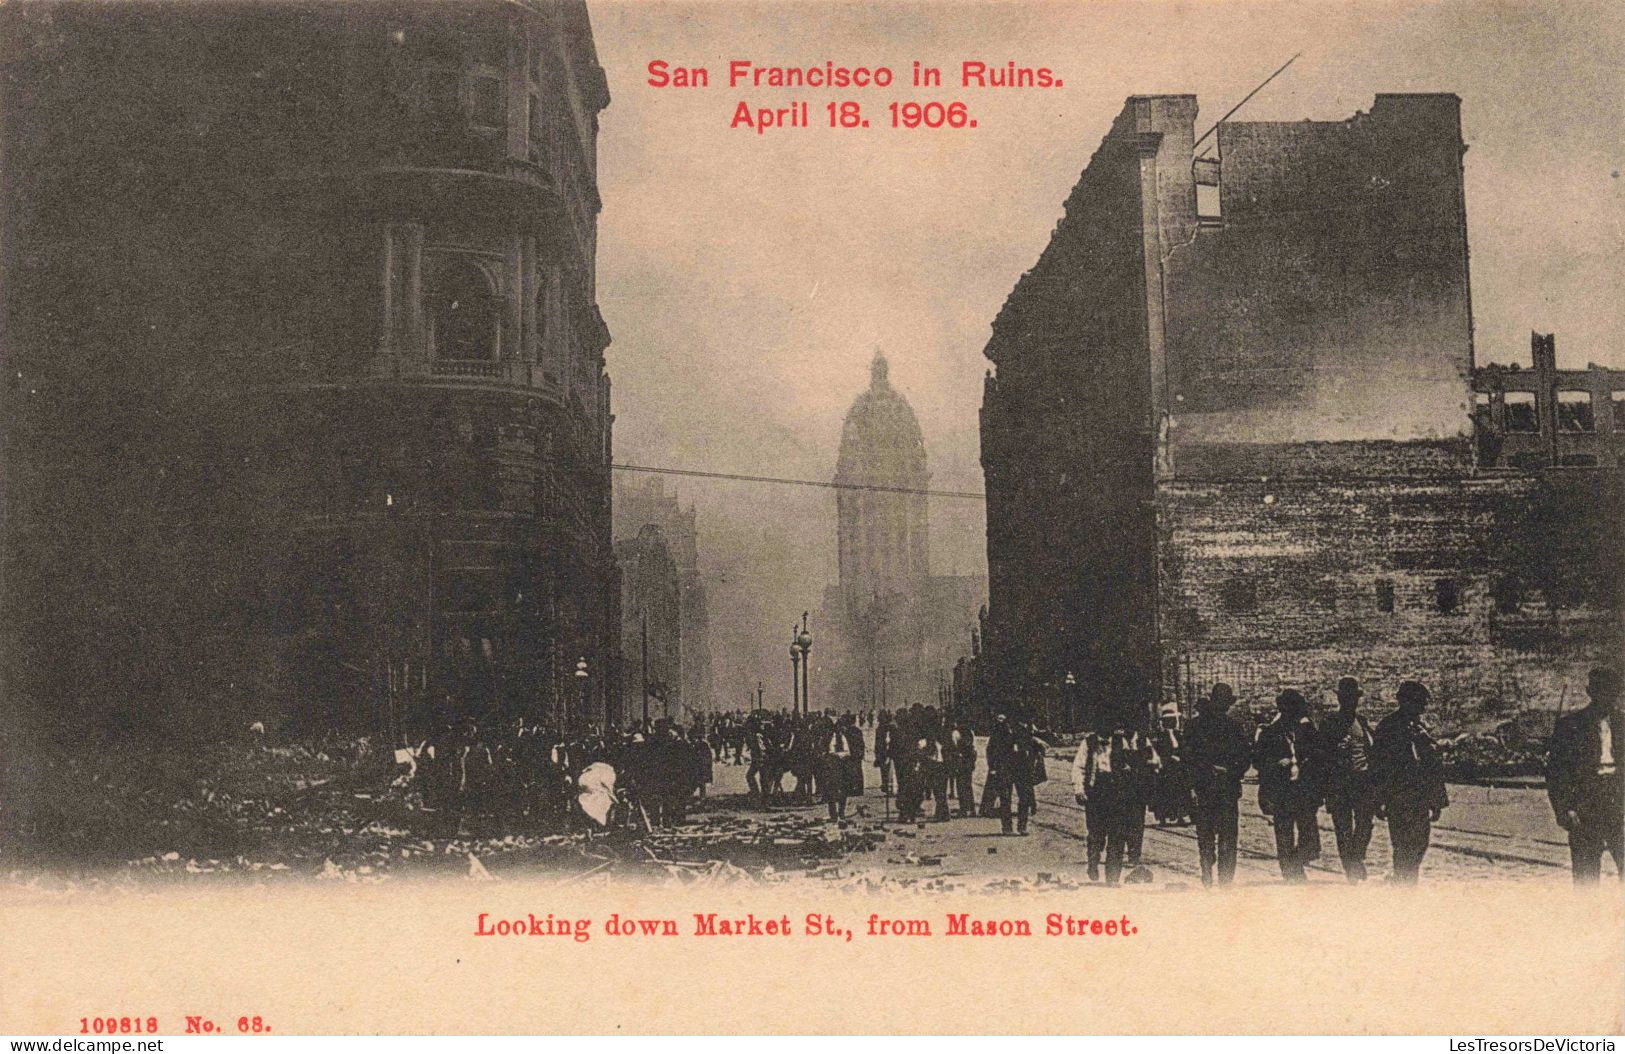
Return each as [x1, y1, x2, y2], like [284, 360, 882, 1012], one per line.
[614, 476, 715, 712]
[821, 354, 985, 711]
[2, 1, 619, 736]
[1472, 333, 1625, 471]
[979, 93, 1622, 726]
[614, 524, 682, 726]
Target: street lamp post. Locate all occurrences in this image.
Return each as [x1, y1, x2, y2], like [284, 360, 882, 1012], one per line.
[1064, 671, 1077, 733]
[790, 630, 801, 715]
[795, 612, 813, 716]
[640, 612, 650, 731]
[573, 656, 589, 734]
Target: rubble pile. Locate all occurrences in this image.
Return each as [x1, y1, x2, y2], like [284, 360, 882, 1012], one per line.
[1438, 710, 1557, 780]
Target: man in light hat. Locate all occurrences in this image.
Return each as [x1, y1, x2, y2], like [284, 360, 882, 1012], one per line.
[1372, 680, 1449, 883]
[1151, 702, 1192, 825]
[1547, 666, 1623, 883]
[1184, 683, 1253, 886]
[1322, 675, 1378, 882]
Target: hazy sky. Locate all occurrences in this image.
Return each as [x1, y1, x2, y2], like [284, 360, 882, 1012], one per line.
[589, 0, 1625, 704]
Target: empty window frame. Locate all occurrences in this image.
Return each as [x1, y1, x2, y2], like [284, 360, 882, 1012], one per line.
[430, 259, 499, 361]
[1314, 578, 1338, 612]
[1504, 392, 1539, 433]
[418, 65, 463, 119]
[1218, 577, 1258, 614]
[1491, 577, 1522, 616]
[1434, 577, 1460, 614]
[1375, 579, 1396, 614]
[1557, 391, 1595, 433]
[1196, 182, 1221, 221]
[1613, 391, 1625, 430]
[469, 74, 505, 129]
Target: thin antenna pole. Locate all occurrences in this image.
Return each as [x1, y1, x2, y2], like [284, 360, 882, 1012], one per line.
[1193, 52, 1302, 155]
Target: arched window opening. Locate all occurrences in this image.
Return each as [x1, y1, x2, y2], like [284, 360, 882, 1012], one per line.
[431, 260, 498, 361]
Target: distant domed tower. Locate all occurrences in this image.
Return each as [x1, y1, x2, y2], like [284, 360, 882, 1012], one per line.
[825, 352, 935, 709]
[835, 352, 931, 597]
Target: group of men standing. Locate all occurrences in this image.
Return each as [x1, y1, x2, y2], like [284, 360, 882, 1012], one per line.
[873, 707, 987, 826]
[1173, 676, 1450, 887]
[1165, 666, 1623, 887]
[740, 710, 869, 820]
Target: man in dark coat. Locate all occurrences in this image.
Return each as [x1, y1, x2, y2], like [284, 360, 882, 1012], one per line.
[982, 713, 1013, 819]
[817, 718, 859, 820]
[894, 708, 923, 823]
[1321, 676, 1378, 882]
[1183, 683, 1253, 886]
[873, 712, 895, 796]
[1001, 719, 1045, 835]
[949, 719, 978, 818]
[1073, 709, 1153, 882]
[839, 713, 866, 797]
[689, 727, 714, 799]
[919, 709, 952, 822]
[1255, 689, 1323, 883]
[1372, 680, 1449, 884]
[1546, 666, 1623, 884]
[745, 717, 769, 800]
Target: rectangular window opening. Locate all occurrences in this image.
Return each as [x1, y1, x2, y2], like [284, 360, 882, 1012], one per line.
[1504, 392, 1539, 433]
[1557, 391, 1595, 433]
[1434, 577, 1459, 614]
[1219, 577, 1258, 614]
[1196, 182, 1221, 221]
[470, 75, 505, 128]
[1376, 579, 1395, 614]
[1492, 578, 1522, 616]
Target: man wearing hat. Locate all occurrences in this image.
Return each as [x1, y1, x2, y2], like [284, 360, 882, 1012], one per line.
[1321, 676, 1378, 882]
[1073, 706, 1155, 882]
[1372, 680, 1449, 883]
[1546, 666, 1624, 883]
[1184, 683, 1253, 886]
[1255, 688, 1324, 883]
[981, 712, 1013, 819]
[1151, 702, 1192, 825]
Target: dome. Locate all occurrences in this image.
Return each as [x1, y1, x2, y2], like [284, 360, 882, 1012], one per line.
[836, 352, 928, 485]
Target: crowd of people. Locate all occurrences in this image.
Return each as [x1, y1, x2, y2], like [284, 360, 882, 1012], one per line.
[1070, 666, 1621, 887]
[408, 715, 721, 834]
[403, 665, 1622, 888]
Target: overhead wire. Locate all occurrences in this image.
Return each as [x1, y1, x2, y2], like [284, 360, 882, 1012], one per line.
[610, 461, 985, 500]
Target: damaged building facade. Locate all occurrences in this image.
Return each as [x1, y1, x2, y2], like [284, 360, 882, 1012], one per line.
[2, 1, 619, 736]
[614, 476, 716, 716]
[979, 93, 1622, 724]
[614, 523, 682, 726]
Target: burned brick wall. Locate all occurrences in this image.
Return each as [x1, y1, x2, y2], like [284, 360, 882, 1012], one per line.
[1158, 469, 1623, 722]
[1165, 95, 1475, 453]
[980, 95, 1197, 718]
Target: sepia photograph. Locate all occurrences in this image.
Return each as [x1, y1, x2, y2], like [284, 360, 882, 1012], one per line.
[0, 0, 1621, 1038]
